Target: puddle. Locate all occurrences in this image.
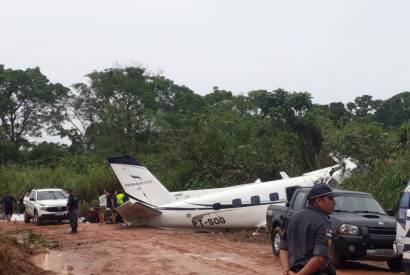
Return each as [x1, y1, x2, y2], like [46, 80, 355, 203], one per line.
[30, 251, 74, 274]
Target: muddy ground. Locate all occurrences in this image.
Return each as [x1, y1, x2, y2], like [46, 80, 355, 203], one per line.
[0, 219, 404, 275]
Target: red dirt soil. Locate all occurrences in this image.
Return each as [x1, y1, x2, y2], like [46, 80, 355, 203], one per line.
[0, 220, 403, 275]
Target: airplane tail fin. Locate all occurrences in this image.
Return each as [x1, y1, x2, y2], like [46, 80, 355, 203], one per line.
[107, 155, 173, 206]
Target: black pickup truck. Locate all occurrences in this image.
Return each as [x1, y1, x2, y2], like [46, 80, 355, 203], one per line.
[266, 186, 402, 271]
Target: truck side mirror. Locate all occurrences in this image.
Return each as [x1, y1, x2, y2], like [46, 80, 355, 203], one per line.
[385, 209, 394, 216]
[30, 197, 35, 201]
[285, 202, 290, 207]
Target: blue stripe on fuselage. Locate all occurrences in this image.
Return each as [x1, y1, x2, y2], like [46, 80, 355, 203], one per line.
[158, 200, 286, 211]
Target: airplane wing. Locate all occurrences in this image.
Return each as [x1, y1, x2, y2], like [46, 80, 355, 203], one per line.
[115, 200, 161, 224]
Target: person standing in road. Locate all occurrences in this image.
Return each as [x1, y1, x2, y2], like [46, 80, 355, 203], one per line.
[116, 190, 125, 223]
[66, 189, 79, 233]
[105, 191, 115, 224]
[98, 191, 107, 224]
[0, 192, 17, 221]
[279, 184, 336, 275]
[116, 190, 125, 206]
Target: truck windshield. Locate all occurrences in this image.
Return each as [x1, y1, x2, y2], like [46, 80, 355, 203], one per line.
[37, 191, 67, 200]
[334, 195, 385, 215]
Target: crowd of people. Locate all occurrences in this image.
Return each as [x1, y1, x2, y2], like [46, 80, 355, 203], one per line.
[98, 190, 128, 224]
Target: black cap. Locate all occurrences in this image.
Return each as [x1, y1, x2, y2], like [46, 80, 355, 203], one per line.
[308, 184, 334, 200]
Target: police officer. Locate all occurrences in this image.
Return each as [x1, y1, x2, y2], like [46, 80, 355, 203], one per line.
[66, 188, 79, 234]
[279, 184, 336, 275]
[0, 192, 17, 221]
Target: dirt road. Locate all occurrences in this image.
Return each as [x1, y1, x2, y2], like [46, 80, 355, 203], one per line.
[0, 220, 403, 275]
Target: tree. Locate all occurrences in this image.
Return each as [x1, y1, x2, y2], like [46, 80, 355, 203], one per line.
[59, 83, 99, 153]
[375, 92, 410, 127]
[65, 66, 201, 155]
[328, 102, 350, 127]
[0, 65, 69, 146]
[325, 121, 397, 164]
[347, 95, 382, 117]
[248, 88, 312, 124]
[204, 87, 233, 106]
[22, 142, 68, 167]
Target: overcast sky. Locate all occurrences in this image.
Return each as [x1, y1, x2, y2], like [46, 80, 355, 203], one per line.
[1, 0, 410, 105]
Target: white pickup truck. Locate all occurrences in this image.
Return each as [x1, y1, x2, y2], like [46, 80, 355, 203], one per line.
[23, 188, 68, 225]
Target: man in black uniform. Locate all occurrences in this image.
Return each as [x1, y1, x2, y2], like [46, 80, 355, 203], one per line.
[1, 192, 17, 221]
[66, 189, 79, 233]
[279, 184, 336, 275]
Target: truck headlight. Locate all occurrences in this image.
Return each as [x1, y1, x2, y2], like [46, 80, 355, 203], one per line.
[339, 224, 359, 235]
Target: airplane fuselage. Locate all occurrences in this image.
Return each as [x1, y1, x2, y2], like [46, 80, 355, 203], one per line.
[121, 174, 320, 228]
[108, 155, 349, 229]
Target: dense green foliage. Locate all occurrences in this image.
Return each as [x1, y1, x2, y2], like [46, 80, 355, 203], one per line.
[1, 64, 410, 210]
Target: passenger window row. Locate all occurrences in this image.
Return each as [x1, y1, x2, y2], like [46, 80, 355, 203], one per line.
[231, 192, 279, 207]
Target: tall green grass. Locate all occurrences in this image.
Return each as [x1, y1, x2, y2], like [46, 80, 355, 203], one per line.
[1, 152, 409, 213]
[0, 155, 117, 204]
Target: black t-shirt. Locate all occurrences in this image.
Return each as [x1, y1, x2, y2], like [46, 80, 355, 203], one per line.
[281, 206, 334, 273]
[1, 195, 16, 209]
[67, 194, 79, 211]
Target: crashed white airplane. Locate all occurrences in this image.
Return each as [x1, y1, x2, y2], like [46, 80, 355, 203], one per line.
[108, 155, 355, 229]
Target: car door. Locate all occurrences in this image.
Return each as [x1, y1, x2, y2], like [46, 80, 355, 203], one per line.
[286, 191, 308, 222]
[27, 191, 36, 216]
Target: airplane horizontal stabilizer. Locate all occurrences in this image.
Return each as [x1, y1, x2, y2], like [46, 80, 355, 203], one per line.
[115, 200, 161, 224]
[279, 171, 290, 179]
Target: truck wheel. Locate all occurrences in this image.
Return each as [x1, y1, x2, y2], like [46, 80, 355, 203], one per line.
[387, 256, 402, 272]
[331, 248, 344, 268]
[271, 226, 282, 256]
[33, 211, 41, 225]
[24, 211, 30, 223]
